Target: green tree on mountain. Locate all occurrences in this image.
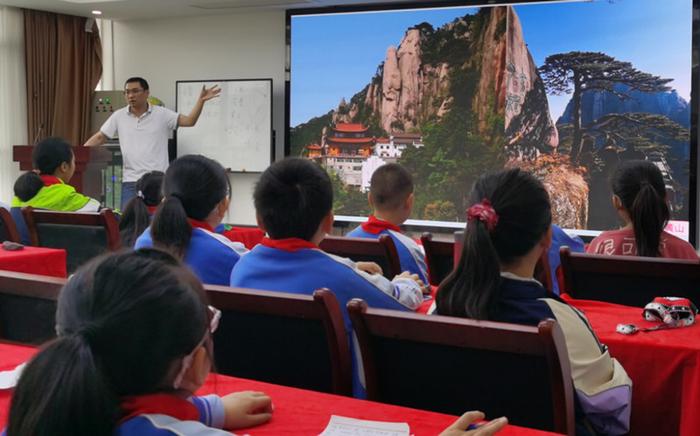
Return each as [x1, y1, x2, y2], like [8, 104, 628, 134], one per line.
[538, 52, 672, 162]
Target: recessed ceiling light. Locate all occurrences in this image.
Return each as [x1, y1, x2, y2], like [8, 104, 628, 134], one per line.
[92, 10, 102, 15]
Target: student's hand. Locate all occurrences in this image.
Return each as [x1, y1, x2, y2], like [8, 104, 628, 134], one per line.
[356, 261, 383, 276]
[439, 411, 508, 436]
[200, 84, 222, 102]
[222, 390, 273, 429]
[397, 271, 430, 295]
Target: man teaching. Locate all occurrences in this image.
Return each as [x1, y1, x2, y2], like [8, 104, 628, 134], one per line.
[84, 77, 220, 207]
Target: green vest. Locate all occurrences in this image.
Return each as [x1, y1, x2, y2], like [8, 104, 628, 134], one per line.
[11, 181, 94, 211]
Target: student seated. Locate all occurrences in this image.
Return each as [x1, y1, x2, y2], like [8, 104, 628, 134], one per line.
[548, 225, 584, 295]
[119, 171, 164, 247]
[347, 163, 428, 283]
[135, 155, 247, 285]
[12, 137, 100, 212]
[230, 158, 424, 394]
[435, 168, 632, 435]
[588, 160, 697, 259]
[5, 249, 272, 435]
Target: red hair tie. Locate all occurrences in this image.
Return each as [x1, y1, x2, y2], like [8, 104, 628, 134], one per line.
[467, 198, 499, 232]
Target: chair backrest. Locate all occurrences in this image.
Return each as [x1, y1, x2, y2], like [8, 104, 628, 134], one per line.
[0, 208, 21, 243]
[320, 235, 401, 279]
[348, 300, 575, 435]
[0, 270, 66, 344]
[205, 285, 352, 396]
[560, 247, 700, 307]
[22, 207, 121, 273]
[421, 232, 454, 286]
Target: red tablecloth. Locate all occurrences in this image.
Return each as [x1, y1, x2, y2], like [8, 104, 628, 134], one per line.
[0, 343, 557, 435]
[221, 227, 265, 250]
[0, 246, 66, 278]
[565, 297, 700, 436]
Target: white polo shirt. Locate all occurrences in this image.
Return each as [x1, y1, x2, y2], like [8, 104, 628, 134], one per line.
[101, 104, 179, 182]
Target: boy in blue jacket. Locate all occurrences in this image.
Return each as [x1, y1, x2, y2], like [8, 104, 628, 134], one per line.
[348, 163, 429, 284]
[230, 158, 424, 396]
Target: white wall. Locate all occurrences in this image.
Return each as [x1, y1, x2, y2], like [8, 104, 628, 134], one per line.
[112, 10, 286, 224]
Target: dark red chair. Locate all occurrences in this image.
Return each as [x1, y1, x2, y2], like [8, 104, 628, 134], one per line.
[348, 299, 575, 435]
[205, 286, 352, 396]
[320, 234, 401, 279]
[560, 246, 700, 307]
[0, 270, 66, 344]
[421, 232, 454, 286]
[22, 207, 121, 273]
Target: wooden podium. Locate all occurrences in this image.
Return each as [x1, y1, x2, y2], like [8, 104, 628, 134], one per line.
[12, 145, 113, 200]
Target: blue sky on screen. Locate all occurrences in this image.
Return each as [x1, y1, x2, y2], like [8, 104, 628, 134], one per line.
[290, 0, 692, 127]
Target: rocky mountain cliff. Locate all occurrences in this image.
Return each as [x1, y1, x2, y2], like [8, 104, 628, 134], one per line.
[558, 83, 690, 129]
[294, 6, 557, 153]
[290, 6, 584, 226]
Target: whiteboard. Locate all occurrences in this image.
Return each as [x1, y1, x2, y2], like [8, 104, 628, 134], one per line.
[175, 79, 272, 172]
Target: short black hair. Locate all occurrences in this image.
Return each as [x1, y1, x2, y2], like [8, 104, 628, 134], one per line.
[32, 137, 73, 175]
[369, 163, 414, 211]
[124, 77, 149, 91]
[254, 158, 333, 241]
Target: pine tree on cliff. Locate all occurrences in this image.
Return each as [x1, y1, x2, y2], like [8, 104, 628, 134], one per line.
[538, 51, 672, 162]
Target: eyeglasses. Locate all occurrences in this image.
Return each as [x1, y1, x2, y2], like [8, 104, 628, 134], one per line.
[172, 305, 221, 390]
[124, 88, 144, 96]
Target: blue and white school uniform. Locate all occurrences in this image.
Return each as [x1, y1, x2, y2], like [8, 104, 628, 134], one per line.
[348, 215, 428, 283]
[230, 237, 423, 396]
[117, 393, 229, 435]
[437, 273, 632, 435]
[135, 220, 248, 286]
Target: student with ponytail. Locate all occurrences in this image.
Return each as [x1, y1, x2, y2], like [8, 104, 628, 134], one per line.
[588, 160, 697, 258]
[6, 249, 273, 436]
[436, 168, 632, 435]
[135, 155, 247, 285]
[119, 171, 164, 247]
[11, 137, 100, 213]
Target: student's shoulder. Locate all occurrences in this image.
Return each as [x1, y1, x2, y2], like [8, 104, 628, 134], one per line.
[191, 228, 248, 256]
[133, 227, 153, 249]
[117, 414, 229, 435]
[661, 231, 699, 259]
[387, 229, 421, 250]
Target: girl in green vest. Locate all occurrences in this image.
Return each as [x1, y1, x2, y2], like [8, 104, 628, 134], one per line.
[12, 137, 100, 212]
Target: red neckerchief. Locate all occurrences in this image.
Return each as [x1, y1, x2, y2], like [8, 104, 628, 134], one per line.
[40, 175, 62, 187]
[188, 218, 214, 232]
[146, 205, 158, 215]
[260, 237, 318, 252]
[361, 215, 401, 234]
[120, 393, 198, 424]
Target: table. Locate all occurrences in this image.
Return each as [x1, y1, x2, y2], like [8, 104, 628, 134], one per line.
[565, 297, 700, 436]
[0, 246, 66, 278]
[0, 343, 558, 435]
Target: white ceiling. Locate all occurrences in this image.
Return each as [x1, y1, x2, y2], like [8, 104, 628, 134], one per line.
[0, 0, 429, 20]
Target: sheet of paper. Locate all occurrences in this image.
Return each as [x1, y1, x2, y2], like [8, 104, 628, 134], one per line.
[0, 362, 26, 389]
[319, 415, 410, 436]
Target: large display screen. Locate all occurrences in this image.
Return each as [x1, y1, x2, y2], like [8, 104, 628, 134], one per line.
[287, 0, 695, 239]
